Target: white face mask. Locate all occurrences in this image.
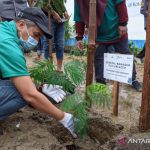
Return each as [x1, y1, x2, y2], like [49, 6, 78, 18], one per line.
[20, 25, 38, 53]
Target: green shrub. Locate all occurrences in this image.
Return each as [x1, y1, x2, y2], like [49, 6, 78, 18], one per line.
[129, 41, 140, 56]
[30, 60, 111, 137]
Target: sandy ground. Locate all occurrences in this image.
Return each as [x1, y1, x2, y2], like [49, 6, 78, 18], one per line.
[0, 52, 150, 150]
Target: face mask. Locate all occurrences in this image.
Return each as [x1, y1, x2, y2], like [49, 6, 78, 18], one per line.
[20, 25, 38, 53]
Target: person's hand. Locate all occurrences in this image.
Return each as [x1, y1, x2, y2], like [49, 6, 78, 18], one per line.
[64, 11, 70, 20]
[59, 113, 77, 138]
[52, 11, 62, 23]
[77, 40, 84, 51]
[42, 84, 66, 103]
[118, 26, 127, 37]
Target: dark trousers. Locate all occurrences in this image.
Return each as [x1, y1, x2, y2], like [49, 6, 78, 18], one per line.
[0, 80, 27, 120]
[94, 38, 137, 83]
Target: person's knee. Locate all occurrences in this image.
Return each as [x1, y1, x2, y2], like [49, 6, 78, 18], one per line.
[0, 97, 27, 120]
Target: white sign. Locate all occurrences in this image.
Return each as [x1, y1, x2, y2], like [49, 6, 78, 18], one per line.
[126, 0, 146, 40]
[126, 0, 141, 17]
[104, 54, 134, 84]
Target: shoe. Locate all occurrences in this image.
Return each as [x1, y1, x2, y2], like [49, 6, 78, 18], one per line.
[137, 49, 145, 59]
[132, 80, 142, 92]
[96, 79, 106, 84]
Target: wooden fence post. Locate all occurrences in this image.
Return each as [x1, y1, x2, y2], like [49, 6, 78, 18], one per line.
[86, 0, 96, 87]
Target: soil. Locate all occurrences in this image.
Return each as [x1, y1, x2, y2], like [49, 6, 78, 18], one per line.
[0, 107, 123, 150]
[0, 52, 150, 150]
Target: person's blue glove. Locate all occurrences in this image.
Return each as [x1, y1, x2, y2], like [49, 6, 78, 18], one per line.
[59, 113, 77, 138]
[42, 84, 66, 103]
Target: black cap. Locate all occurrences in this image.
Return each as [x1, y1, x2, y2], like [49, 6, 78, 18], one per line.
[17, 7, 52, 39]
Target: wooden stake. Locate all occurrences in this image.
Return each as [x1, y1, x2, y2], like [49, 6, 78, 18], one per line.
[112, 81, 119, 116]
[139, 0, 150, 131]
[48, 0, 53, 62]
[86, 0, 96, 86]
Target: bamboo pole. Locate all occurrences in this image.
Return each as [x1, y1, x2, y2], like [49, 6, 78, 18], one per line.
[86, 0, 96, 87]
[48, 0, 53, 62]
[112, 81, 119, 116]
[139, 0, 150, 131]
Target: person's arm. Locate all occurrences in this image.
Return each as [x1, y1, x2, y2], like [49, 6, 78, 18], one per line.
[116, 0, 128, 37]
[140, 0, 148, 17]
[116, 0, 128, 26]
[74, 0, 85, 38]
[75, 22, 85, 41]
[74, 0, 85, 50]
[11, 76, 77, 137]
[11, 76, 64, 120]
[75, 22, 85, 50]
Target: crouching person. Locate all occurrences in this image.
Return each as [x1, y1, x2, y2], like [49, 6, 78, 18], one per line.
[0, 7, 76, 138]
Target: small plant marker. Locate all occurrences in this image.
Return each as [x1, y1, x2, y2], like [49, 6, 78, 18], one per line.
[139, 0, 150, 131]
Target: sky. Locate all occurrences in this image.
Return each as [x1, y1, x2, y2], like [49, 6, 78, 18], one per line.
[65, 0, 145, 40]
[65, 0, 74, 25]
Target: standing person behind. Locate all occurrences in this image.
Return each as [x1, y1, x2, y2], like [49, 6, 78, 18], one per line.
[137, 0, 148, 59]
[48, 0, 69, 71]
[36, 0, 69, 71]
[0, 0, 28, 21]
[74, 0, 142, 92]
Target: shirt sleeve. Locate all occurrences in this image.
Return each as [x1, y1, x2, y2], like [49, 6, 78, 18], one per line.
[116, 0, 128, 26]
[75, 22, 85, 41]
[0, 39, 29, 78]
